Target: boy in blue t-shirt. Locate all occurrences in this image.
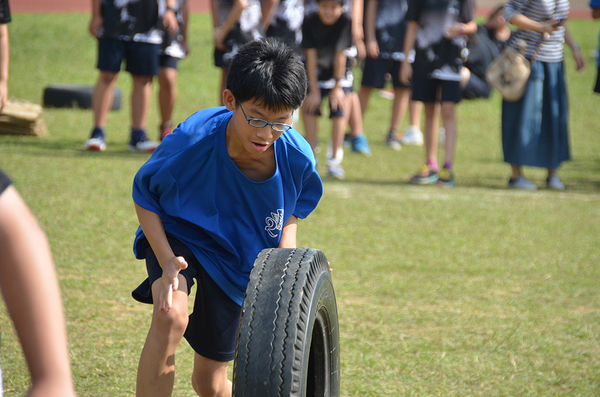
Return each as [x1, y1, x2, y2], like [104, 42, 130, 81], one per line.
[132, 39, 323, 396]
[591, 0, 600, 93]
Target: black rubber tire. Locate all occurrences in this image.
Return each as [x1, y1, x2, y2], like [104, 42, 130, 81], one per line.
[233, 248, 340, 397]
[42, 84, 122, 110]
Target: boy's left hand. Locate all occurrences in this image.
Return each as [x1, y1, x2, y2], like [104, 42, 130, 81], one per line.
[163, 9, 178, 35]
[158, 256, 188, 312]
[329, 86, 347, 112]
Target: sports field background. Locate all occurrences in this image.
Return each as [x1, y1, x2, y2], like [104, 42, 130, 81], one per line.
[0, 4, 599, 397]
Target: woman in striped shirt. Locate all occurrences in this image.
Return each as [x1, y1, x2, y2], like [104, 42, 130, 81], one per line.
[501, 0, 585, 190]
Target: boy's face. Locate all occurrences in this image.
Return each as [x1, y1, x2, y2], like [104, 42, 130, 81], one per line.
[317, 0, 344, 26]
[223, 90, 294, 159]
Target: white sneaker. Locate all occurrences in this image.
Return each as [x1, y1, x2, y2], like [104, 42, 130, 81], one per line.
[84, 137, 106, 152]
[400, 126, 423, 146]
[326, 157, 345, 180]
[128, 140, 159, 153]
[128, 129, 159, 153]
[326, 141, 344, 162]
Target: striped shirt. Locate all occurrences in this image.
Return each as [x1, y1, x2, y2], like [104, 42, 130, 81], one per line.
[504, 0, 569, 62]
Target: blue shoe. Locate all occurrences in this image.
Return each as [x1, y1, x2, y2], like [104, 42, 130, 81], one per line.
[128, 129, 159, 153]
[84, 127, 106, 151]
[351, 134, 371, 156]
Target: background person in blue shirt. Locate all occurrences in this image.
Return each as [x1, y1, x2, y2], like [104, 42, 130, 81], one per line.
[131, 39, 323, 397]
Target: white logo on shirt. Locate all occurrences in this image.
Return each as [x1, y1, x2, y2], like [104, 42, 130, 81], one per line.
[265, 209, 284, 238]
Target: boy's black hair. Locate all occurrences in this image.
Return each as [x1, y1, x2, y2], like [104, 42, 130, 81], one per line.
[316, 0, 344, 4]
[226, 39, 307, 112]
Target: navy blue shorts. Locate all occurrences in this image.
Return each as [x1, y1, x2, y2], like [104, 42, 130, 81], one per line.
[361, 58, 409, 89]
[132, 236, 241, 362]
[159, 54, 179, 70]
[412, 76, 462, 103]
[214, 48, 227, 68]
[97, 38, 159, 76]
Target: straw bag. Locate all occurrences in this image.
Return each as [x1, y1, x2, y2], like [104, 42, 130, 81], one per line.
[485, 39, 531, 102]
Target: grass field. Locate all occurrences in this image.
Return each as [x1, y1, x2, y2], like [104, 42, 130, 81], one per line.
[0, 13, 599, 396]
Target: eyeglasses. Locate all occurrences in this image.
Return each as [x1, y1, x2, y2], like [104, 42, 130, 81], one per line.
[238, 101, 293, 133]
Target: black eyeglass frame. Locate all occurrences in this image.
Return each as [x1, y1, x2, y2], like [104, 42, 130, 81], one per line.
[237, 101, 294, 133]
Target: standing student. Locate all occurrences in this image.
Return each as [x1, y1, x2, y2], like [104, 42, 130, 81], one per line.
[302, 0, 357, 179]
[132, 39, 322, 397]
[157, 0, 189, 141]
[401, 0, 476, 187]
[359, 0, 423, 151]
[85, 0, 178, 152]
[501, 0, 584, 190]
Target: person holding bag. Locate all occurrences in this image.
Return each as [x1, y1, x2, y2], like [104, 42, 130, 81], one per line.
[501, 0, 585, 190]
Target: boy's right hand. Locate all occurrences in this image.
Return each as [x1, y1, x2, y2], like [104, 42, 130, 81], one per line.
[214, 26, 226, 50]
[158, 256, 188, 312]
[88, 15, 103, 38]
[303, 90, 322, 115]
[400, 62, 412, 86]
[367, 40, 379, 59]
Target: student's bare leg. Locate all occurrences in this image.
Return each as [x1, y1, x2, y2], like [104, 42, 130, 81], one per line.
[330, 109, 349, 160]
[136, 274, 189, 397]
[408, 99, 422, 130]
[358, 85, 372, 116]
[92, 70, 119, 128]
[131, 74, 153, 130]
[158, 66, 178, 126]
[191, 354, 231, 397]
[390, 87, 410, 133]
[423, 101, 440, 164]
[301, 106, 319, 158]
[347, 91, 363, 138]
[440, 101, 456, 165]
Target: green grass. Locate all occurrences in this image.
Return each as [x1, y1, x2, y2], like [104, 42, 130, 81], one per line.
[1, 13, 599, 396]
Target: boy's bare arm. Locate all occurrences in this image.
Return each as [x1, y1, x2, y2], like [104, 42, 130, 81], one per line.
[134, 202, 188, 312]
[214, 0, 248, 50]
[400, 20, 418, 85]
[278, 215, 298, 248]
[352, 0, 366, 59]
[364, 0, 379, 58]
[0, 187, 76, 397]
[261, 0, 280, 32]
[329, 49, 348, 112]
[303, 48, 321, 114]
[89, 0, 103, 37]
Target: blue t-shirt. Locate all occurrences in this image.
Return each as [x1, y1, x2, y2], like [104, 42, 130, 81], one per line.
[132, 107, 323, 305]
